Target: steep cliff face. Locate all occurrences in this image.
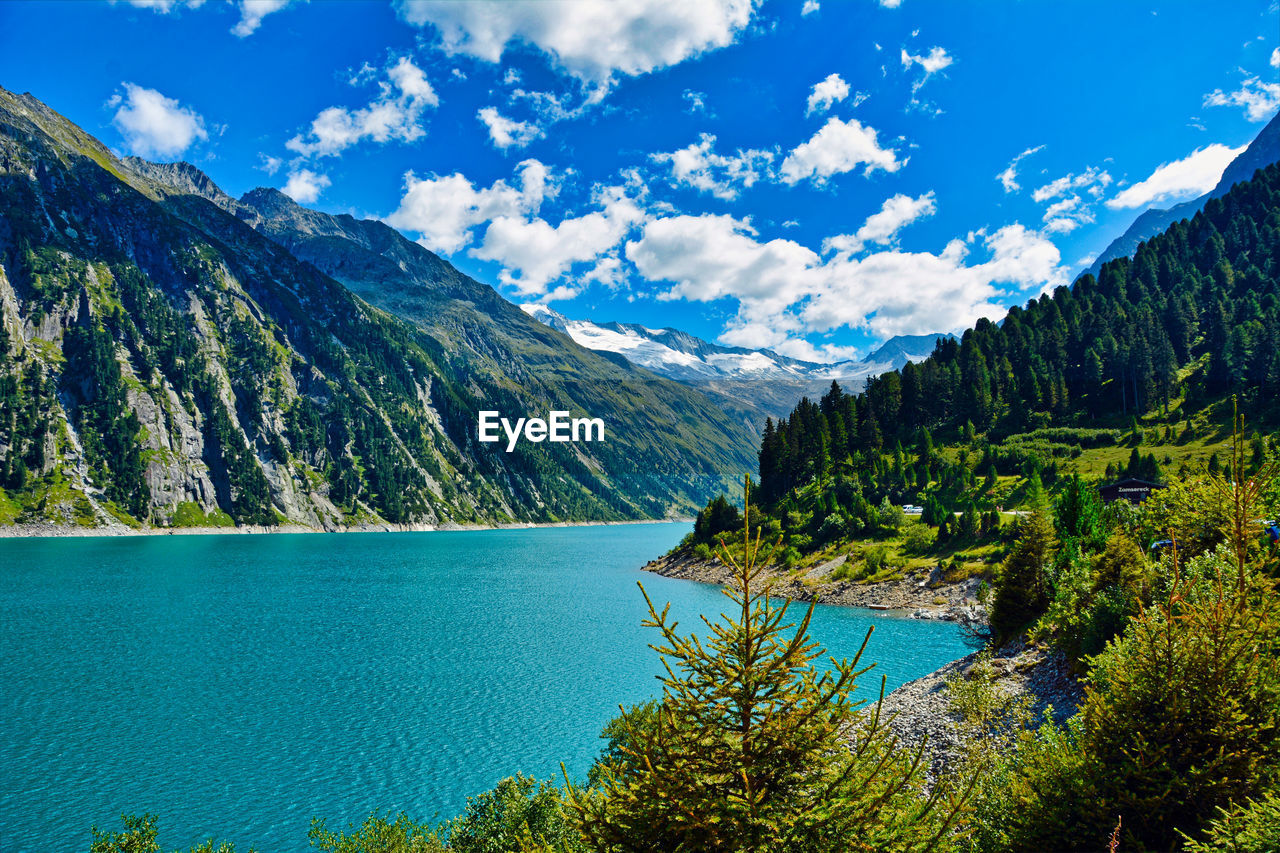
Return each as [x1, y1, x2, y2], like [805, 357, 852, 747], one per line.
[0, 87, 756, 529]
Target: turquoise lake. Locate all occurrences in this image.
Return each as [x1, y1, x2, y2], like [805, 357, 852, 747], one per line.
[0, 523, 974, 851]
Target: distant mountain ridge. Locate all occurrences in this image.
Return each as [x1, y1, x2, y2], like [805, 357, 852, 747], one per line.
[521, 304, 950, 383]
[518, 305, 952, 428]
[1086, 110, 1280, 279]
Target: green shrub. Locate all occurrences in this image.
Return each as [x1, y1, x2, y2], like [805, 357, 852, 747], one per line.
[983, 574, 1280, 851]
[829, 561, 857, 583]
[308, 813, 443, 853]
[1032, 548, 1091, 650]
[864, 544, 890, 574]
[902, 520, 934, 553]
[1076, 584, 1137, 659]
[815, 512, 848, 544]
[1053, 473, 1105, 550]
[170, 501, 235, 528]
[876, 497, 906, 534]
[1091, 533, 1149, 596]
[90, 814, 255, 853]
[1034, 534, 1150, 661]
[445, 774, 586, 853]
[693, 494, 741, 543]
[1182, 790, 1280, 853]
[588, 701, 659, 788]
[90, 815, 164, 853]
[945, 651, 1033, 788]
[1004, 428, 1121, 448]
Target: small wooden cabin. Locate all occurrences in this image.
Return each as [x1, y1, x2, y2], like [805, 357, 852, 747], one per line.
[1099, 477, 1165, 504]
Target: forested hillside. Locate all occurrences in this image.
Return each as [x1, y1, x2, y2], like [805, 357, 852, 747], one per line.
[734, 161, 1280, 556]
[0, 86, 756, 529]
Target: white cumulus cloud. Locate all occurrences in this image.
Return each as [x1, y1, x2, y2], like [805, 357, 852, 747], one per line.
[287, 56, 438, 158]
[805, 224, 1063, 340]
[801, 0, 820, 15]
[281, 169, 330, 203]
[1027, 165, 1111, 231]
[396, 0, 758, 90]
[110, 83, 207, 159]
[806, 73, 849, 116]
[900, 45, 952, 76]
[626, 213, 1063, 352]
[773, 339, 863, 364]
[477, 107, 544, 149]
[1203, 74, 1280, 122]
[1106, 143, 1247, 210]
[473, 185, 647, 296]
[1043, 218, 1080, 235]
[385, 160, 552, 254]
[628, 214, 821, 309]
[823, 191, 936, 255]
[232, 0, 293, 37]
[651, 133, 774, 200]
[1040, 196, 1094, 234]
[683, 89, 709, 114]
[780, 117, 903, 184]
[114, 0, 293, 34]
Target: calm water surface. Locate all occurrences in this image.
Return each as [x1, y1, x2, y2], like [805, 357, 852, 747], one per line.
[0, 523, 973, 851]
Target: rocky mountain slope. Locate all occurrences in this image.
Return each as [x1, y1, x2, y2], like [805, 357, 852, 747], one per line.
[0, 86, 757, 530]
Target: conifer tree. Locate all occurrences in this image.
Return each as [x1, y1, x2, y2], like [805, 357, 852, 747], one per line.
[569, 477, 968, 852]
[989, 511, 1054, 642]
[858, 409, 883, 452]
[959, 503, 980, 540]
[1053, 472, 1105, 550]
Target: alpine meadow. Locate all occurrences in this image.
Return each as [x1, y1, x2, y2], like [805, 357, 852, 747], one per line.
[1, 2, 1279, 852]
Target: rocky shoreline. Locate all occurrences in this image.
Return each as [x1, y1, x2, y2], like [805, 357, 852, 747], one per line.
[642, 549, 987, 625]
[872, 640, 1084, 784]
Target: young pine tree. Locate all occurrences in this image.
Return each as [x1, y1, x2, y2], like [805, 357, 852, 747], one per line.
[989, 511, 1055, 643]
[1053, 472, 1105, 551]
[568, 477, 968, 852]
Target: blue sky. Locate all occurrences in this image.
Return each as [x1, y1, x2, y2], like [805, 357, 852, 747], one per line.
[1, 0, 1277, 362]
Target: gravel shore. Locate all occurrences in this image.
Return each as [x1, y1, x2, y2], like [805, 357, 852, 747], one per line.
[870, 640, 1084, 784]
[642, 549, 988, 624]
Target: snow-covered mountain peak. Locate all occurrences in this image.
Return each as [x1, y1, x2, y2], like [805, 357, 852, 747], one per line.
[520, 304, 949, 383]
